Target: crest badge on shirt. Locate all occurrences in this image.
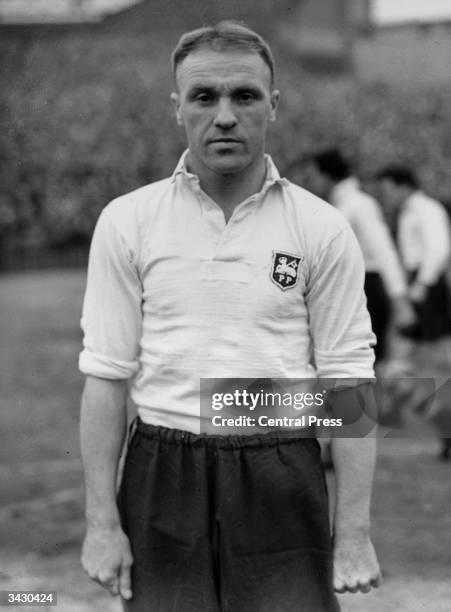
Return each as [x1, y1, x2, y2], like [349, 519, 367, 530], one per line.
[270, 251, 303, 291]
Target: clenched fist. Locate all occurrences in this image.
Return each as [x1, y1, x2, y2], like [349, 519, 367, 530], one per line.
[333, 534, 382, 594]
[81, 524, 134, 600]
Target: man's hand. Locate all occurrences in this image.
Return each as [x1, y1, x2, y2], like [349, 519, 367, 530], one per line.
[391, 296, 416, 329]
[81, 524, 133, 600]
[408, 282, 428, 304]
[333, 533, 382, 594]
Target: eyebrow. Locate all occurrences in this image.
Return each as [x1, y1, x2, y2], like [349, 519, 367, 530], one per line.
[187, 86, 216, 97]
[187, 84, 265, 98]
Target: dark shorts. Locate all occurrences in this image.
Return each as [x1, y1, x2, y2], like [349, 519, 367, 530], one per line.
[401, 272, 451, 342]
[118, 419, 340, 612]
[364, 272, 391, 362]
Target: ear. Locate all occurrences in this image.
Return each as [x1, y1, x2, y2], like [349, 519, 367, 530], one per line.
[269, 89, 280, 122]
[170, 92, 183, 126]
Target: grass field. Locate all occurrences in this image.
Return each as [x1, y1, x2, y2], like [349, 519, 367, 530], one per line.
[0, 270, 450, 611]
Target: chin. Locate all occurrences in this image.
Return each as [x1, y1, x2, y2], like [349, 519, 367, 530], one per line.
[208, 154, 249, 175]
[212, 164, 246, 175]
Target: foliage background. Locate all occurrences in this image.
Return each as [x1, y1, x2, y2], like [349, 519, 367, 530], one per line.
[1, 3, 451, 260]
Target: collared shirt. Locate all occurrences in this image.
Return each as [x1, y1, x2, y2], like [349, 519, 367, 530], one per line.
[79, 153, 375, 433]
[398, 190, 451, 285]
[330, 177, 407, 298]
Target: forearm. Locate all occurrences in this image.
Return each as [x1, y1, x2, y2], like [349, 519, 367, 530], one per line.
[80, 375, 129, 528]
[331, 436, 376, 539]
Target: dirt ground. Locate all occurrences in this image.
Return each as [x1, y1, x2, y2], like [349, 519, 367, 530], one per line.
[1, 271, 450, 611]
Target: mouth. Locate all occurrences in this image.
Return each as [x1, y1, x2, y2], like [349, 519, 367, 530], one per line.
[209, 138, 241, 145]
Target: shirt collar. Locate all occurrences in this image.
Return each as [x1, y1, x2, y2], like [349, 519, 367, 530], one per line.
[171, 149, 289, 192]
[330, 177, 360, 206]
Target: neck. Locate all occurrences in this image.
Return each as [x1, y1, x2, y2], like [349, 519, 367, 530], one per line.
[187, 154, 267, 221]
[400, 188, 416, 208]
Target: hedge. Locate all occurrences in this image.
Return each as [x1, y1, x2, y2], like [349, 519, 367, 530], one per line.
[1, 30, 451, 253]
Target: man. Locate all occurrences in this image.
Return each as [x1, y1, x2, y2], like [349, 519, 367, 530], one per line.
[79, 22, 381, 611]
[301, 149, 413, 363]
[376, 165, 451, 459]
[376, 165, 451, 343]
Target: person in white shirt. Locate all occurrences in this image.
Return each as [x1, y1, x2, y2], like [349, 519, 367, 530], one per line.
[79, 22, 381, 611]
[299, 149, 413, 363]
[376, 165, 451, 342]
[376, 165, 451, 460]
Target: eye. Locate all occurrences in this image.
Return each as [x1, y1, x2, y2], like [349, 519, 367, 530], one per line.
[194, 92, 214, 104]
[236, 91, 257, 104]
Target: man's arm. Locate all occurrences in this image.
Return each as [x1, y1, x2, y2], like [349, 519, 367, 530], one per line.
[331, 436, 381, 593]
[350, 196, 414, 329]
[80, 375, 133, 600]
[305, 220, 381, 593]
[325, 383, 382, 593]
[78, 203, 143, 599]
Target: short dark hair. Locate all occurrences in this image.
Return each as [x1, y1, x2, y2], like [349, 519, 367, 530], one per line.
[376, 165, 419, 189]
[311, 149, 351, 182]
[171, 21, 275, 87]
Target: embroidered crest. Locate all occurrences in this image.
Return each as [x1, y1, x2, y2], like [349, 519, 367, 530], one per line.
[270, 251, 303, 291]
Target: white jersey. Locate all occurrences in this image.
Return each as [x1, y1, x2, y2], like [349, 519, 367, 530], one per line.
[330, 177, 407, 298]
[398, 190, 451, 285]
[79, 153, 375, 432]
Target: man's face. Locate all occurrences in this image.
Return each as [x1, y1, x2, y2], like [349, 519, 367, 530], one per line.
[301, 163, 331, 200]
[377, 179, 406, 212]
[171, 48, 279, 176]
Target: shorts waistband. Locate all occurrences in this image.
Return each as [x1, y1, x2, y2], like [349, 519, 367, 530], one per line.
[134, 417, 313, 449]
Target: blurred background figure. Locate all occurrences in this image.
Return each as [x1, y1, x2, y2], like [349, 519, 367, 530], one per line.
[376, 165, 451, 459]
[290, 148, 415, 470]
[376, 165, 451, 345]
[299, 148, 414, 365]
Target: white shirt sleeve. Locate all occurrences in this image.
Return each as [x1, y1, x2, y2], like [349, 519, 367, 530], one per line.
[79, 207, 143, 380]
[350, 197, 407, 298]
[306, 225, 376, 378]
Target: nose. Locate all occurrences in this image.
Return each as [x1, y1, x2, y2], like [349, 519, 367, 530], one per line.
[213, 98, 237, 130]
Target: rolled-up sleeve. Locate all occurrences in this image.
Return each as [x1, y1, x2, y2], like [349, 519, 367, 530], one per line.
[306, 225, 376, 378]
[79, 207, 143, 380]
